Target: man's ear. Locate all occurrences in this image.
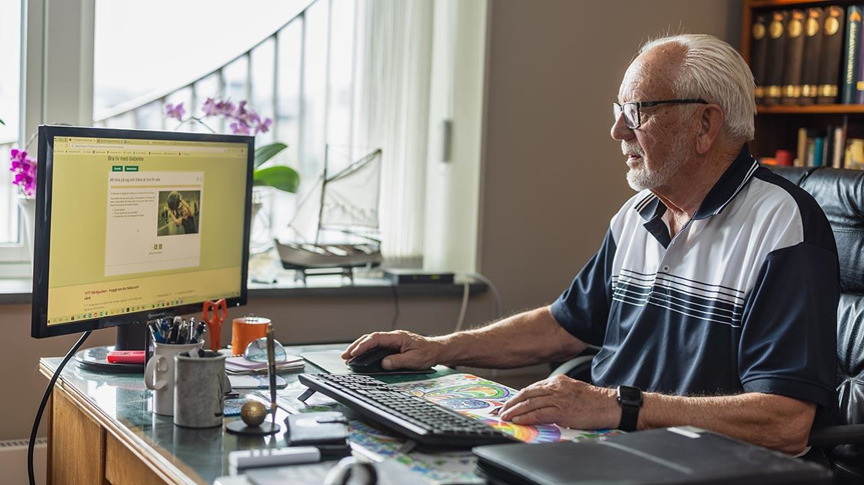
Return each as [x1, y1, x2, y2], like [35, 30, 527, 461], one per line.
[695, 104, 724, 154]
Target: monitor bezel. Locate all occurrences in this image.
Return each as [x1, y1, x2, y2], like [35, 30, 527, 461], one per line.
[31, 125, 254, 339]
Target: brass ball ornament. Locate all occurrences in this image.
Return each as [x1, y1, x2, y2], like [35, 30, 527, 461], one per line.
[240, 400, 268, 427]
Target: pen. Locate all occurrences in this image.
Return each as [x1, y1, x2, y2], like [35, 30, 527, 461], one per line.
[167, 320, 179, 344]
[148, 321, 165, 343]
[266, 324, 277, 426]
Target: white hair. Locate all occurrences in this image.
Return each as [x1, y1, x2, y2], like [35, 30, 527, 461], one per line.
[639, 34, 756, 141]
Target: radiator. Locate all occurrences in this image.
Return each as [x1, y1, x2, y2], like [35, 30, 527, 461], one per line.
[0, 438, 47, 485]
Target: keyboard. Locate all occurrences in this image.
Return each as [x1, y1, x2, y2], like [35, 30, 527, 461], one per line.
[297, 373, 518, 448]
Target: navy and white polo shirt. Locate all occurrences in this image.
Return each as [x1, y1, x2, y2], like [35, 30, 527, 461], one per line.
[550, 145, 838, 412]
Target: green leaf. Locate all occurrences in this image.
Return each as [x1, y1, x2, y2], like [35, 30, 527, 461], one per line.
[254, 142, 288, 168]
[253, 165, 300, 193]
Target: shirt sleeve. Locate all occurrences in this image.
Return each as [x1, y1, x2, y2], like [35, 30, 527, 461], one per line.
[738, 242, 838, 411]
[549, 229, 616, 347]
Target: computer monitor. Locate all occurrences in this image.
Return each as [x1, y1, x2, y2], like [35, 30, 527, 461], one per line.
[31, 125, 254, 370]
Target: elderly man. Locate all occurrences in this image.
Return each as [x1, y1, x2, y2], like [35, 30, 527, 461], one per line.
[343, 34, 838, 455]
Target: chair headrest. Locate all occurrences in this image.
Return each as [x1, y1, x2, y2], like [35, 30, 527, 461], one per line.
[798, 169, 864, 293]
[770, 166, 864, 292]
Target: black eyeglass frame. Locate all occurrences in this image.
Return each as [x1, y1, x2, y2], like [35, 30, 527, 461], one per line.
[612, 98, 708, 129]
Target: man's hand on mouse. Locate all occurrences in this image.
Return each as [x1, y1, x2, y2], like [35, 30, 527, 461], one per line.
[498, 375, 620, 430]
[342, 330, 441, 371]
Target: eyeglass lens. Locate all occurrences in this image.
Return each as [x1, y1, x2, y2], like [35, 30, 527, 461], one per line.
[613, 103, 639, 129]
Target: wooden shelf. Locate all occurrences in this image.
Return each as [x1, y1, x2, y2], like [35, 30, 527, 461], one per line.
[757, 104, 864, 114]
[749, 0, 847, 8]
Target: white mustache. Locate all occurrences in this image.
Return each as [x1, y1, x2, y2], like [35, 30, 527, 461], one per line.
[622, 143, 643, 157]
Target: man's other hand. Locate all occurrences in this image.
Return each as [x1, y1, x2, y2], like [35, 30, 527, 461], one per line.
[498, 375, 619, 429]
[341, 330, 441, 371]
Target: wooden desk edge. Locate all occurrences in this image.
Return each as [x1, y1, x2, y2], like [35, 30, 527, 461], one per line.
[38, 360, 206, 485]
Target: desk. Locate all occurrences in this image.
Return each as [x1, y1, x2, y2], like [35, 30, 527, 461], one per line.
[38, 344, 344, 485]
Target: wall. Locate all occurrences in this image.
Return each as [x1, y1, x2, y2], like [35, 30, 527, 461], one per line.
[2, 0, 742, 441]
[479, 0, 742, 314]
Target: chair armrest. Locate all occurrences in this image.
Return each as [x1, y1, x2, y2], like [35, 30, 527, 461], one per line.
[549, 355, 594, 382]
[808, 424, 864, 446]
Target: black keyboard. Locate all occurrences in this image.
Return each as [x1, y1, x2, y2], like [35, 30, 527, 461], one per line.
[297, 373, 518, 448]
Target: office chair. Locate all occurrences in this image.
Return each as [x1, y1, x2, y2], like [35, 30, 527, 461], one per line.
[774, 166, 864, 484]
[550, 166, 864, 483]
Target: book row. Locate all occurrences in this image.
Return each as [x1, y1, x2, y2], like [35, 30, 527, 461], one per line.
[762, 125, 864, 169]
[750, 5, 849, 105]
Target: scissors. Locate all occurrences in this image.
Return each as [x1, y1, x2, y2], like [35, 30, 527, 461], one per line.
[202, 298, 227, 351]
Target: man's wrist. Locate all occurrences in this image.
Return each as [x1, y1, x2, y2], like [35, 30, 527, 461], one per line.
[616, 385, 643, 432]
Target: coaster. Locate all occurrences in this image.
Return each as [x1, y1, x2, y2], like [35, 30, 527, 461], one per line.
[226, 420, 281, 436]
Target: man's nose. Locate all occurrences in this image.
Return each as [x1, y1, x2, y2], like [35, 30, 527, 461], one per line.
[610, 113, 634, 141]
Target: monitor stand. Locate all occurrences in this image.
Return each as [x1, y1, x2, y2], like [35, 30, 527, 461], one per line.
[75, 323, 147, 373]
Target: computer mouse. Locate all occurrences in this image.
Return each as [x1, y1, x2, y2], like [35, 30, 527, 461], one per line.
[323, 456, 377, 485]
[347, 347, 401, 374]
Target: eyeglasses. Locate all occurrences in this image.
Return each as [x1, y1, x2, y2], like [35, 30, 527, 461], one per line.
[612, 99, 708, 130]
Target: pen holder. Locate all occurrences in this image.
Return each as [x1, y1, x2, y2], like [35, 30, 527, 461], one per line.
[173, 350, 231, 428]
[144, 341, 203, 416]
[231, 316, 270, 356]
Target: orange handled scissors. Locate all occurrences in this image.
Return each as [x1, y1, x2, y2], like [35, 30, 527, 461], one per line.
[202, 298, 227, 351]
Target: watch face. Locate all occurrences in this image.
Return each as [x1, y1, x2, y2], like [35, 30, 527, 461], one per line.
[618, 386, 643, 405]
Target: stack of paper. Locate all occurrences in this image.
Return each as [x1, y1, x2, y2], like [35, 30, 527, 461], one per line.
[224, 355, 305, 375]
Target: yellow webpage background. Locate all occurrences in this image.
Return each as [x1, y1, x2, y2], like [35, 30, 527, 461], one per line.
[46, 136, 249, 324]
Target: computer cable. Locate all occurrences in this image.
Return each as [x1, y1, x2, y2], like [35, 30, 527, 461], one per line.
[29, 330, 91, 485]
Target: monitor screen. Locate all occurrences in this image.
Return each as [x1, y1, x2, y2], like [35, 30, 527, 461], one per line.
[31, 125, 254, 340]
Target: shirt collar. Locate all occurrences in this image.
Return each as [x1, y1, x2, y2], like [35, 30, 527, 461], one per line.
[634, 144, 758, 222]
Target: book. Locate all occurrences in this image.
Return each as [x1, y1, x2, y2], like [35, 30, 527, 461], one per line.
[818, 5, 846, 104]
[800, 7, 824, 105]
[763, 10, 789, 105]
[833, 126, 846, 168]
[750, 13, 770, 104]
[796, 127, 808, 167]
[813, 136, 825, 167]
[842, 5, 863, 104]
[781, 9, 806, 105]
[225, 355, 305, 375]
[846, 138, 864, 168]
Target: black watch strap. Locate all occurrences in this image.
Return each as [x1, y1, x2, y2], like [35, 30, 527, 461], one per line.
[617, 385, 643, 432]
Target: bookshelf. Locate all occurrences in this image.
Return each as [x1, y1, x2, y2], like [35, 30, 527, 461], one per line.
[742, 0, 864, 167]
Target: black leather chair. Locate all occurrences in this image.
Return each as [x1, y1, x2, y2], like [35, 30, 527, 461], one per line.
[772, 166, 864, 483]
[550, 166, 864, 483]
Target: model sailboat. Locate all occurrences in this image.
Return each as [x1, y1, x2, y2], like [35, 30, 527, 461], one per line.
[274, 146, 383, 282]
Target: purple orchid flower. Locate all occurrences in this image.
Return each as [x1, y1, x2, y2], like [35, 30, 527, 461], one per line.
[255, 118, 272, 134]
[9, 148, 37, 197]
[165, 102, 186, 122]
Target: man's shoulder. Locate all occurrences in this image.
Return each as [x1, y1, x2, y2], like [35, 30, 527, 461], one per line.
[749, 167, 827, 219]
[741, 167, 835, 249]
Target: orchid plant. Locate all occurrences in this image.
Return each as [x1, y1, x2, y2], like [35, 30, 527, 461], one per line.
[10, 148, 36, 198]
[165, 98, 298, 193]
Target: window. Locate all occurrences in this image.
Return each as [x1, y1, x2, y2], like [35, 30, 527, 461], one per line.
[8, 0, 485, 279]
[94, 0, 433, 266]
[0, 0, 29, 272]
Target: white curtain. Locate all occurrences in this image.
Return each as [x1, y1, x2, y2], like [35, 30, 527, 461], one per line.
[351, 0, 433, 266]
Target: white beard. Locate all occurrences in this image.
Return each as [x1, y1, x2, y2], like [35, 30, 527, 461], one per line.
[625, 136, 690, 191]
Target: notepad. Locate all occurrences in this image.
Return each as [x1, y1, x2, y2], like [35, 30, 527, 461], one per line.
[228, 374, 288, 389]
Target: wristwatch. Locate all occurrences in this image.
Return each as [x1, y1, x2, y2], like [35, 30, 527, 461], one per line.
[616, 385, 643, 432]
